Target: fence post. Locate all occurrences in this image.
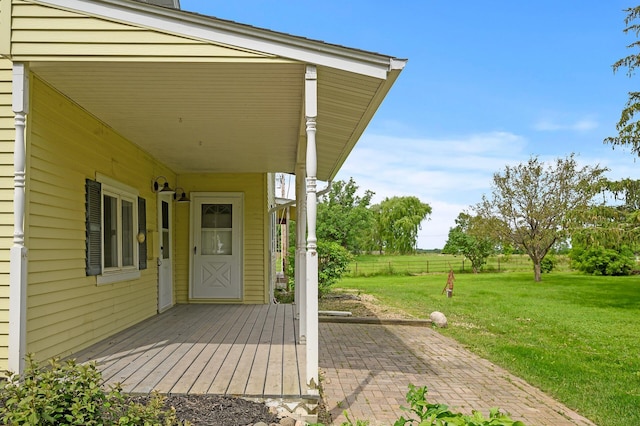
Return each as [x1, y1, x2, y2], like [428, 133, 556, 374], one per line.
[498, 257, 500, 272]
[427, 260, 429, 274]
[462, 259, 465, 272]
[355, 262, 358, 275]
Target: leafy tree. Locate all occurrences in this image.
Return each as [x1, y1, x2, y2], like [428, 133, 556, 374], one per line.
[605, 6, 640, 157]
[572, 178, 640, 250]
[442, 212, 496, 273]
[317, 178, 374, 253]
[372, 196, 432, 254]
[474, 154, 607, 282]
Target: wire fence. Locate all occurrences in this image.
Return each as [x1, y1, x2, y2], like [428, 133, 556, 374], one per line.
[345, 255, 571, 277]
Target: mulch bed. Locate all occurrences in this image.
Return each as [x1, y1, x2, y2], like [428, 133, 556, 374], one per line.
[129, 394, 280, 425]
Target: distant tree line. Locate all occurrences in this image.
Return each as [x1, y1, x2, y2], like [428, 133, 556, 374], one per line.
[316, 177, 432, 255]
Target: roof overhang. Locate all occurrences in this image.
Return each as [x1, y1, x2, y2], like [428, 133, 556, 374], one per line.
[20, 0, 407, 180]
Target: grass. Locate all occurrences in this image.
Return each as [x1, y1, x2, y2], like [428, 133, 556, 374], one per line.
[346, 253, 572, 276]
[334, 271, 640, 426]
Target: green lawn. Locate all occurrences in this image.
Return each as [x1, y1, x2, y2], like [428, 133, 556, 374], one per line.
[335, 272, 640, 426]
[346, 253, 572, 276]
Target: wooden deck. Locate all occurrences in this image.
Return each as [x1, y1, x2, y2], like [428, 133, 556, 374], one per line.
[72, 304, 307, 400]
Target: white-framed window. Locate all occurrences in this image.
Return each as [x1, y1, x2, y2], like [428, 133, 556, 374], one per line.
[86, 174, 143, 285]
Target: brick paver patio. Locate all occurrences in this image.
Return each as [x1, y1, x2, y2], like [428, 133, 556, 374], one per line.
[319, 322, 596, 426]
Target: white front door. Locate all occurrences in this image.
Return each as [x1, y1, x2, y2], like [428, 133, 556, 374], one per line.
[157, 194, 173, 312]
[191, 193, 243, 299]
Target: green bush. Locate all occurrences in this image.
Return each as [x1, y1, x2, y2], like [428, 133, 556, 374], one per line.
[287, 240, 353, 298]
[540, 256, 555, 273]
[569, 245, 636, 276]
[0, 354, 188, 426]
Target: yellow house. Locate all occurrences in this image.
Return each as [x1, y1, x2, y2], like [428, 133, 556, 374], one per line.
[0, 0, 405, 413]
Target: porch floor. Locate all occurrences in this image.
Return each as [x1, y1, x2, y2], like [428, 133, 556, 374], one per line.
[72, 304, 307, 400]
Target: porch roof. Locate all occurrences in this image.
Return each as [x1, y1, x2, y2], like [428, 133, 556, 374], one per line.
[22, 0, 407, 181]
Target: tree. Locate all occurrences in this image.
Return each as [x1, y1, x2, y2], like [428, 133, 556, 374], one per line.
[474, 154, 608, 282]
[605, 6, 640, 157]
[316, 178, 374, 253]
[372, 196, 432, 254]
[572, 178, 640, 250]
[442, 212, 496, 273]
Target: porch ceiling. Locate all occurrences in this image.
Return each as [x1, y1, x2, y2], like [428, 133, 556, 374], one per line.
[30, 60, 385, 180]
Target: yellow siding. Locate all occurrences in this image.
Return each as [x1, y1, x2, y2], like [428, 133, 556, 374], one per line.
[26, 75, 176, 361]
[0, 59, 13, 370]
[11, 1, 273, 61]
[0, 0, 11, 54]
[175, 174, 268, 305]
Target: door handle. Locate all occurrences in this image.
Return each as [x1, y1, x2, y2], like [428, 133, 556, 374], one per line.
[194, 246, 197, 254]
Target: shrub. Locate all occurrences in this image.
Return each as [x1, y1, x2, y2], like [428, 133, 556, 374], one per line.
[540, 256, 555, 273]
[569, 245, 636, 276]
[0, 354, 187, 426]
[287, 240, 353, 298]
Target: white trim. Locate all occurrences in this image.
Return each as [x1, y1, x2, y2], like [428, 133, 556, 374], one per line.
[96, 173, 139, 196]
[95, 174, 140, 285]
[97, 269, 141, 285]
[9, 63, 29, 374]
[304, 65, 319, 394]
[189, 192, 244, 300]
[31, 0, 405, 79]
[157, 192, 174, 313]
[295, 162, 306, 335]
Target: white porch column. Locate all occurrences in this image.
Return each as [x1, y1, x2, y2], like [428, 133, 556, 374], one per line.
[9, 63, 29, 374]
[294, 162, 307, 341]
[304, 65, 319, 392]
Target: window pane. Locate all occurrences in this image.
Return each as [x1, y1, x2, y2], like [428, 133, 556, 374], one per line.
[201, 204, 232, 228]
[201, 230, 232, 255]
[122, 199, 134, 267]
[103, 195, 118, 268]
[162, 201, 169, 230]
[162, 230, 170, 259]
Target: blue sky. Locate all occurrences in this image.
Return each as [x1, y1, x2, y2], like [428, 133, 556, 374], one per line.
[180, 0, 640, 249]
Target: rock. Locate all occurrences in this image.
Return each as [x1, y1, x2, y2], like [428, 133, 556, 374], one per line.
[430, 311, 448, 328]
[279, 417, 297, 426]
[253, 422, 268, 426]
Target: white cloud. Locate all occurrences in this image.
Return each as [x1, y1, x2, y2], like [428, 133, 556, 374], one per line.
[533, 117, 599, 132]
[336, 131, 531, 248]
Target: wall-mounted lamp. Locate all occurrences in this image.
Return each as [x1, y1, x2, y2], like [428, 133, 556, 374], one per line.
[174, 187, 190, 203]
[152, 176, 175, 194]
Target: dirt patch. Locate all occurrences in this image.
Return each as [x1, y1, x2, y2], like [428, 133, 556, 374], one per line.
[319, 289, 414, 320]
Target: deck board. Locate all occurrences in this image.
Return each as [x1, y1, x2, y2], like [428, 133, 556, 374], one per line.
[226, 304, 271, 395]
[169, 306, 246, 394]
[71, 304, 306, 402]
[282, 304, 300, 396]
[127, 305, 232, 393]
[207, 305, 261, 394]
[264, 304, 285, 396]
[244, 302, 278, 396]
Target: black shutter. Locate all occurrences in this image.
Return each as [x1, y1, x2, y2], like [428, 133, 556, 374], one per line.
[85, 179, 102, 276]
[138, 196, 147, 270]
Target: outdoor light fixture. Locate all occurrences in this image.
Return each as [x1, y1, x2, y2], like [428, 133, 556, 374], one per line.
[174, 187, 190, 203]
[152, 176, 175, 194]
